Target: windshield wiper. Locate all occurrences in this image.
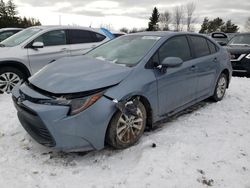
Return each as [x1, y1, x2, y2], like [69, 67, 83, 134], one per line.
[0, 44, 5, 47]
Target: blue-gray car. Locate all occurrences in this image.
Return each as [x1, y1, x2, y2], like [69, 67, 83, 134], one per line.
[12, 32, 232, 152]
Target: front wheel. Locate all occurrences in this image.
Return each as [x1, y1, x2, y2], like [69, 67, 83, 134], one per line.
[212, 73, 228, 102]
[106, 101, 147, 149]
[0, 67, 25, 94]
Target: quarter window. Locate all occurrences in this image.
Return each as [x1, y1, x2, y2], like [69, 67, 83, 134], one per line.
[159, 36, 192, 62]
[34, 30, 66, 46]
[91, 32, 106, 42]
[190, 36, 210, 57]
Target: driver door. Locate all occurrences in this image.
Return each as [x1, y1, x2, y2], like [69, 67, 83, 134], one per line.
[27, 30, 70, 74]
[154, 35, 198, 116]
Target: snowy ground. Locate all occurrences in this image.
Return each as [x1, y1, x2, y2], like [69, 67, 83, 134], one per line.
[0, 77, 250, 188]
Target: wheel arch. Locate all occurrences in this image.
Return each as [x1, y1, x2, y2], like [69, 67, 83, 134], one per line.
[0, 61, 31, 80]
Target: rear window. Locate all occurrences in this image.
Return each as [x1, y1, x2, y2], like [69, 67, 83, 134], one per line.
[69, 30, 105, 44]
[190, 36, 210, 58]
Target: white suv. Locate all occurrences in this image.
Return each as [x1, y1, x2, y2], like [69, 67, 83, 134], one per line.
[0, 26, 112, 93]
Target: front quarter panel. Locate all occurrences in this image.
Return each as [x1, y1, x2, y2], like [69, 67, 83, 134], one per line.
[105, 66, 159, 122]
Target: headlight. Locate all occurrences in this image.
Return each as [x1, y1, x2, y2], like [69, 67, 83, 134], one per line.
[38, 92, 103, 116]
[246, 54, 250, 59]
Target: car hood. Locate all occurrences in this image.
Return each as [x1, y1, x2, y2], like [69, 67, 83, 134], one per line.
[225, 45, 250, 54]
[29, 56, 132, 94]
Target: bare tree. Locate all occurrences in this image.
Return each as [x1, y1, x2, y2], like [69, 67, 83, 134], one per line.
[172, 5, 184, 31]
[186, 2, 196, 31]
[159, 11, 171, 31]
[245, 17, 250, 32]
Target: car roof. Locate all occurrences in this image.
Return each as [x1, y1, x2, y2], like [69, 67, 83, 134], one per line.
[128, 31, 207, 38]
[28, 25, 102, 33]
[0, 28, 23, 31]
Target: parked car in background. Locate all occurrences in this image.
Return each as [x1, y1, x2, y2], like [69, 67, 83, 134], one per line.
[0, 28, 23, 42]
[226, 33, 250, 75]
[12, 32, 232, 152]
[209, 32, 229, 46]
[0, 26, 113, 93]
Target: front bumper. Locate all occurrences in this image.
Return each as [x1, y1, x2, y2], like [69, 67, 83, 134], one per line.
[12, 85, 116, 152]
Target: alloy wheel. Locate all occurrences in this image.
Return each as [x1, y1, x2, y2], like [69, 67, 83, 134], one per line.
[216, 76, 227, 99]
[116, 110, 144, 144]
[0, 72, 21, 93]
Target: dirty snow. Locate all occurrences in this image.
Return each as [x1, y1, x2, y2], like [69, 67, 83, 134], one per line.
[0, 77, 250, 188]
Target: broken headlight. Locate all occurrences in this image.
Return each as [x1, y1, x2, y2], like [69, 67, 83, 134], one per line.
[38, 92, 104, 116]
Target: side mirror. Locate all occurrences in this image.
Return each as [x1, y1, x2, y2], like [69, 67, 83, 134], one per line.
[32, 41, 44, 49]
[161, 57, 183, 68]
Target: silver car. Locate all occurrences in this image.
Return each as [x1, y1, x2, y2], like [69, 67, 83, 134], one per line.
[0, 26, 112, 93]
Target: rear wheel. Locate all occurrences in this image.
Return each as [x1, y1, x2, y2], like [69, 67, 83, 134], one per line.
[0, 67, 26, 94]
[106, 101, 147, 149]
[212, 73, 228, 102]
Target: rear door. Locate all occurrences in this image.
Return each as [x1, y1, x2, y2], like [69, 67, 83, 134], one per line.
[154, 35, 198, 116]
[27, 29, 70, 74]
[189, 35, 218, 98]
[68, 29, 107, 56]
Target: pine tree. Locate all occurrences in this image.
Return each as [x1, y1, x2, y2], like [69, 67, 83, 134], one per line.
[221, 20, 239, 33]
[0, 0, 7, 18]
[6, 0, 17, 17]
[147, 7, 160, 31]
[199, 17, 209, 33]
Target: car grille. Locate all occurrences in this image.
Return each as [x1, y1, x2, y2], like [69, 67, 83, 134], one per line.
[13, 96, 56, 147]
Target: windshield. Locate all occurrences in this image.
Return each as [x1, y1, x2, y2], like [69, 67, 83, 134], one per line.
[228, 35, 250, 46]
[0, 28, 41, 47]
[86, 35, 161, 66]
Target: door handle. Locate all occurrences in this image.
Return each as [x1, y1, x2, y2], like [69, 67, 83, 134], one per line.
[91, 45, 97, 48]
[189, 65, 197, 71]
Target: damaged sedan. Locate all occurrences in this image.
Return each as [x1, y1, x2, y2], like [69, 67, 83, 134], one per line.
[12, 32, 232, 151]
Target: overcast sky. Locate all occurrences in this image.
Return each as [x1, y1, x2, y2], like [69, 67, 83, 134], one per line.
[13, 0, 250, 31]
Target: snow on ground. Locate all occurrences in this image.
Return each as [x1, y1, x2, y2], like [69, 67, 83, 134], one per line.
[0, 77, 250, 188]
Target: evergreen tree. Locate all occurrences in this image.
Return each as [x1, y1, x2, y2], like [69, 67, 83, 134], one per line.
[199, 17, 239, 33]
[0, 0, 41, 28]
[221, 20, 239, 33]
[147, 7, 160, 31]
[199, 17, 209, 33]
[207, 17, 224, 33]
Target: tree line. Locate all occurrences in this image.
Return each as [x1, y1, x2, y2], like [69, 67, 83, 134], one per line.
[0, 0, 41, 28]
[121, 3, 250, 34]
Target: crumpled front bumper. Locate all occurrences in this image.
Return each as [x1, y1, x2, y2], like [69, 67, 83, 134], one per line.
[12, 84, 116, 152]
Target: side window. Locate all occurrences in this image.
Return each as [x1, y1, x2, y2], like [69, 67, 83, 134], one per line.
[90, 32, 106, 42]
[207, 39, 218, 54]
[190, 36, 210, 57]
[34, 30, 66, 46]
[159, 36, 192, 62]
[69, 30, 95, 44]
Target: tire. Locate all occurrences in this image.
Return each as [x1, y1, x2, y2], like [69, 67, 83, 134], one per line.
[212, 73, 228, 102]
[106, 101, 147, 149]
[0, 67, 26, 94]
